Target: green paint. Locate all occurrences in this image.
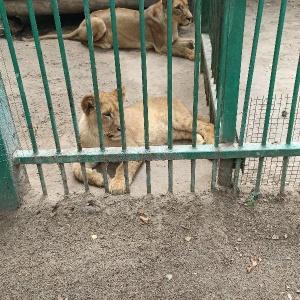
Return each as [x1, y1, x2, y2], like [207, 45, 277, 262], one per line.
[0, 0, 47, 194]
[83, 0, 109, 191]
[255, 0, 287, 193]
[218, 0, 246, 186]
[233, 0, 265, 194]
[280, 54, 300, 194]
[109, 0, 130, 192]
[0, 74, 29, 208]
[139, 0, 151, 193]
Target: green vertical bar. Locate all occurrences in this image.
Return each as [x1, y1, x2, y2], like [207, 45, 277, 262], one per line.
[233, 0, 265, 194]
[211, 159, 218, 191]
[109, 0, 126, 150]
[83, 0, 105, 150]
[83, 0, 109, 191]
[191, 159, 196, 192]
[109, 0, 130, 193]
[26, 0, 69, 195]
[26, 0, 61, 151]
[217, 0, 246, 187]
[167, 0, 173, 193]
[201, 0, 210, 33]
[192, 0, 202, 148]
[0, 0, 47, 194]
[191, 0, 202, 192]
[51, 0, 80, 148]
[0, 73, 29, 208]
[211, 0, 230, 191]
[139, 0, 149, 149]
[139, 0, 151, 194]
[51, 0, 89, 192]
[255, 0, 287, 193]
[280, 54, 300, 194]
[167, 0, 173, 149]
[0, 1, 37, 152]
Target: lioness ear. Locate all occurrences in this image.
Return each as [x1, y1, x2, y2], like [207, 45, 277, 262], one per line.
[81, 94, 95, 115]
[112, 87, 126, 101]
[121, 86, 126, 100]
[162, 0, 167, 8]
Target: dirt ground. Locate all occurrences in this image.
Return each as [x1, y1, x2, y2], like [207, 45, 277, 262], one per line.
[0, 0, 299, 299]
[0, 189, 300, 299]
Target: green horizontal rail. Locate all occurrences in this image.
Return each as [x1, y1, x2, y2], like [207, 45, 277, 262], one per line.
[13, 142, 300, 165]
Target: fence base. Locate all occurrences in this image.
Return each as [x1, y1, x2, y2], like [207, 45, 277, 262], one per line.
[0, 73, 29, 208]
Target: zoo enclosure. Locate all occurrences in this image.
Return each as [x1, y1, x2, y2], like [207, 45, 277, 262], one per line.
[0, 0, 299, 207]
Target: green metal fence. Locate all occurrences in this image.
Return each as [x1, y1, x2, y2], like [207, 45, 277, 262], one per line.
[0, 0, 299, 207]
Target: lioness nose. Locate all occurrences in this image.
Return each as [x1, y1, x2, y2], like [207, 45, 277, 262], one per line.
[187, 16, 192, 21]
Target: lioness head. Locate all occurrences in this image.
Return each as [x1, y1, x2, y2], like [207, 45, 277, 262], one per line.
[162, 0, 193, 26]
[81, 87, 126, 141]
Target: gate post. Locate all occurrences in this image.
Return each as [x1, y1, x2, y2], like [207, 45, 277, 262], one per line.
[218, 0, 246, 187]
[0, 73, 29, 208]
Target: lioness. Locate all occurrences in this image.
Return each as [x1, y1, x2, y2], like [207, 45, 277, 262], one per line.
[73, 87, 215, 194]
[28, 0, 195, 60]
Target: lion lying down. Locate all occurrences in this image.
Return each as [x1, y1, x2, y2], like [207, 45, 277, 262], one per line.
[72, 87, 215, 194]
[27, 0, 195, 60]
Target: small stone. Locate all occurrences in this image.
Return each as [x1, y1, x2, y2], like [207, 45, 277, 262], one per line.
[271, 234, 280, 240]
[237, 237, 242, 242]
[295, 290, 300, 294]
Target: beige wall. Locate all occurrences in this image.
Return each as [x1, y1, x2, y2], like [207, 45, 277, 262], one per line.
[4, 0, 159, 16]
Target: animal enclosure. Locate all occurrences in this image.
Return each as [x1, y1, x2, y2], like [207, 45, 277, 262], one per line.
[0, 0, 299, 207]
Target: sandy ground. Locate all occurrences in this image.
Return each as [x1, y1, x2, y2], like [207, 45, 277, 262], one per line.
[0, 189, 300, 299]
[0, 0, 299, 299]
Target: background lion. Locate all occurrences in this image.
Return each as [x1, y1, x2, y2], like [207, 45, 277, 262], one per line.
[73, 87, 215, 194]
[26, 0, 195, 60]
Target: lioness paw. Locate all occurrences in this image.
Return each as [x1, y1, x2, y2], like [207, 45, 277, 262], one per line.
[89, 169, 104, 187]
[196, 134, 205, 145]
[188, 50, 195, 61]
[189, 40, 195, 49]
[109, 177, 127, 195]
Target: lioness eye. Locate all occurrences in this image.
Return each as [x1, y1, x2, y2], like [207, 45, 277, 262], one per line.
[175, 5, 181, 10]
[102, 112, 111, 117]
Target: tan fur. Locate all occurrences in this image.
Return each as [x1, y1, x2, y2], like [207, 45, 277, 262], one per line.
[25, 0, 195, 60]
[73, 87, 215, 194]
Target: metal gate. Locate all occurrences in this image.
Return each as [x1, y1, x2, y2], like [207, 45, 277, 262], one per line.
[0, 0, 299, 207]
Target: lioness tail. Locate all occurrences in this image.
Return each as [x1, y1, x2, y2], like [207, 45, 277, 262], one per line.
[22, 28, 79, 42]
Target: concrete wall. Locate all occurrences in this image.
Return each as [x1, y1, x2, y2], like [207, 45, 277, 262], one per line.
[4, 0, 159, 16]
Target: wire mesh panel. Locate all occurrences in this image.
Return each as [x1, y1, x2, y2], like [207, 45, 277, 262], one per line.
[241, 94, 300, 187]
